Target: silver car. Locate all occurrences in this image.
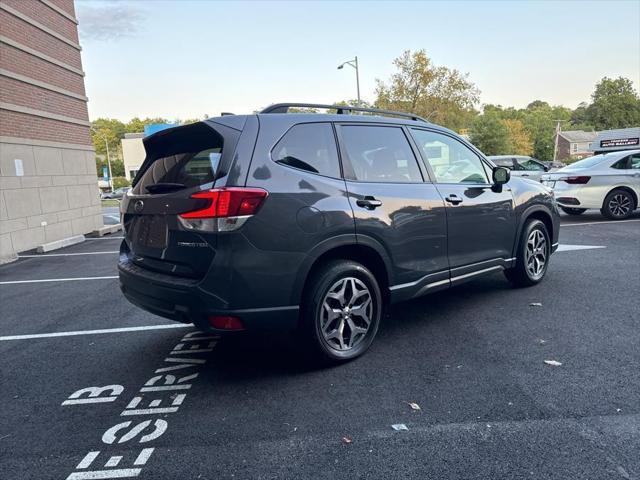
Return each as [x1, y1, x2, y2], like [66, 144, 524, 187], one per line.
[540, 149, 640, 219]
[488, 155, 550, 182]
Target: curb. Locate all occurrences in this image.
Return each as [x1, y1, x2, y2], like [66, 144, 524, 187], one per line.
[37, 235, 85, 253]
[96, 223, 123, 236]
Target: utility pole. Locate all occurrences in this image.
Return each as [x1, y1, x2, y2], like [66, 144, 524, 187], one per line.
[553, 120, 562, 162]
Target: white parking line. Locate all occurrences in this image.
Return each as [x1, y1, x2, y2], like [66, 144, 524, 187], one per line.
[0, 276, 118, 285]
[556, 244, 606, 252]
[19, 251, 119, 258]
[561, 219, 640, 227]
[0, 324, 192, 341]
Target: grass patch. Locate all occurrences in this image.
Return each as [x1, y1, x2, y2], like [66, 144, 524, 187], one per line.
[101, 199, 121, 207]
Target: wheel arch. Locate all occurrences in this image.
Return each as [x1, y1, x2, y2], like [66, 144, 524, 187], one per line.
[603, 186, 638, 210]
[291, 235, 392, 307]
[513, 205, 555, 257]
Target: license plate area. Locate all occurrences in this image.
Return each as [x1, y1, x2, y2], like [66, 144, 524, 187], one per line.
[130, 215, 168, 249]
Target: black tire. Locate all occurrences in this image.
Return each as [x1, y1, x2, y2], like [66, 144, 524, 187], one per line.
[601, 189, 635, 220]
[300, 260, 382, 363]
[560, 207, 587, 216]
[504, 219, 551, 287]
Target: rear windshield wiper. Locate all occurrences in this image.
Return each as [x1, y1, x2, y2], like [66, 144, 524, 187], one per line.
[145, 182, 186, 194]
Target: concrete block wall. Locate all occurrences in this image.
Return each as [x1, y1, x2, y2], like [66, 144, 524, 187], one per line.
[0, 139, 102, 260]
[0, 0, 101, 262]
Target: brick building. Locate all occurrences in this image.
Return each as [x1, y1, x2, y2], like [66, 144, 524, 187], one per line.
[0, 0, 101, 262]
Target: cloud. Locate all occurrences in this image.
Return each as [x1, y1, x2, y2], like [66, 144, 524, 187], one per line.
[77, 2, 144, 41]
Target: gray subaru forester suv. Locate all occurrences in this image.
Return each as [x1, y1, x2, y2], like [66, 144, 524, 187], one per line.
[118, 103, 560, 362]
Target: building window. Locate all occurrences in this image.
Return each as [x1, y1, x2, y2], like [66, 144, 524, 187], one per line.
[572, 143, 578, 152]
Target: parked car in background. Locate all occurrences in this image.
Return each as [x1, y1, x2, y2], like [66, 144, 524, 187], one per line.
[487, 155, 549, 182]
[542, 160, 566, 170]
[101, 187, 131, 200]
[118, 103, 559, 362]
[541, 149, 640, 219]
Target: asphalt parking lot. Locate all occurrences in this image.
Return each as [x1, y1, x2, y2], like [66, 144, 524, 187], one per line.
[1, 212, 639, 480]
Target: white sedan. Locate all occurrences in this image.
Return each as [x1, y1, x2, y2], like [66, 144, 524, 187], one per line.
[540, 149, 640, 220]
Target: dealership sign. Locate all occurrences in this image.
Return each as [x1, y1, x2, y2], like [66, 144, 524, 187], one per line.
[600, 137, 639, 148]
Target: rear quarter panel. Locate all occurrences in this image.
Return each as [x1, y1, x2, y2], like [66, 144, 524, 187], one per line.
[227, 118, 355, 309]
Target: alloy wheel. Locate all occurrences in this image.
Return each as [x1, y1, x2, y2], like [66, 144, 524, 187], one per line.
[320, 277, 373, 351]
[608, 193, 631, 217]
[525, 229, 547, 279]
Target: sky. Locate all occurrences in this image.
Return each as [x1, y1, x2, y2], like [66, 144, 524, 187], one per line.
[77, 0, 640, 121]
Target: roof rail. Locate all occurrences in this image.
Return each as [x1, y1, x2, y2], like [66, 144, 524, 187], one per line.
[260, 103, 429, 123]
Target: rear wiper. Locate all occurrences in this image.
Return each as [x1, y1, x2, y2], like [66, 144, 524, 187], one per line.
[145, 182, 186, 194]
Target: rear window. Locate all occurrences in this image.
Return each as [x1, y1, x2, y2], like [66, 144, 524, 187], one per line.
[560, 154, 607, 171]
[493, 158, 514, 168]
[133, 123, 224, 194]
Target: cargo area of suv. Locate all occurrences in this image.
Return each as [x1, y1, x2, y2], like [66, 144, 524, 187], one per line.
[119, 103, 559, 362]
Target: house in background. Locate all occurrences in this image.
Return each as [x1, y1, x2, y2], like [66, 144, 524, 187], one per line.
[556, 130, 598, 160]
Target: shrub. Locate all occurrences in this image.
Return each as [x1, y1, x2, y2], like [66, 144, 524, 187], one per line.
[112, 177, 131, 189]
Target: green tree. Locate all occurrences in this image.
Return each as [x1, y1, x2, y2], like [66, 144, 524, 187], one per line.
[521, 103, 572, 161]
[375, 50, 480, 131]
[503, 119, 533, 155]
[470, 112, 509, 155]
[585, 77, 640, 130]
[125, 117, 170, 133]
[90, 118, 126, 159]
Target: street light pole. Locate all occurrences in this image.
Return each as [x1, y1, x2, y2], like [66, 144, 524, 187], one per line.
[354, 56, 361, 107]
[104, 135, 113, 191]
[91, 127, 114, 191]
[337, 57, 361, 106]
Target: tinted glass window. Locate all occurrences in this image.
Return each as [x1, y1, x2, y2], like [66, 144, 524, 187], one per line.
[493, 158, 514, 169]
[410, 129, 489, 184]
[132, 122, 225, 194]
[133, 148, 222, 194]
[611, 158, 629, 169]
[561, 154, 609, 171]
[518, 158, 545, 171]
[272, 123, 340, 178]
[630, 154, 640, 169]
[340, 126, 423, 183]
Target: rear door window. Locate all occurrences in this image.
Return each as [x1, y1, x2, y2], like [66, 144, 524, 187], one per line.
[339, 125, 423, 183]
[272, 123, 340, 178]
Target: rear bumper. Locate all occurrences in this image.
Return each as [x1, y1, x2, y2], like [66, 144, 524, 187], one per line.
[118, 257, 299, 332]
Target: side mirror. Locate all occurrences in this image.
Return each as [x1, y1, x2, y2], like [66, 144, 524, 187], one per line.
[543, 165, 550, 172]
[492, 166, 510, 185]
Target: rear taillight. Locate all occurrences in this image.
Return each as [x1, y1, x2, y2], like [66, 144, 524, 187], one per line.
[178, 187, 268, 232]
[559, 176, 591, 184]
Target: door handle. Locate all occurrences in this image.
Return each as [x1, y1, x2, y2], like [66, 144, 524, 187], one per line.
[521, 174, 530, 177]
[356, 196, 383, 210]
[444, 194, 463, 205]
